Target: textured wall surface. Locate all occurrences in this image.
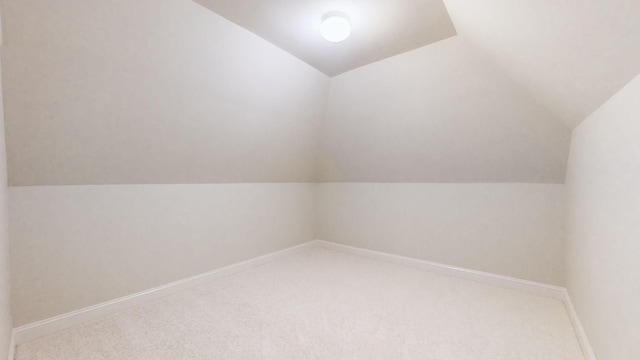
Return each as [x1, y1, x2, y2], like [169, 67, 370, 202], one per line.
[565, 75, 640, 360]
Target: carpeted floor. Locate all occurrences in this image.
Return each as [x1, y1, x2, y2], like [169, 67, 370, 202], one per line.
[15, 247, 585, 360]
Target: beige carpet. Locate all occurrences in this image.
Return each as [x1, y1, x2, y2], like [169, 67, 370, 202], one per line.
[15, 247, 585, 360]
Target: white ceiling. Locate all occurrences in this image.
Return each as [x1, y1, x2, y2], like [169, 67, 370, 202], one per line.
[193, 0, 457, 76]
[4, 0, 640, 185]
[195, 0, 640, 127]
[443, 0, 640, 128]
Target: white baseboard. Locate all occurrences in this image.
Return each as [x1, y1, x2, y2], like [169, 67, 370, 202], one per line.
[12, 239, 595, 360]
[315, 240, 565, 299]
[316, 241, 596, 359]
[7, 329, 15, 360]
[562, 289, 597, 360]
[13, 241, 319, 345]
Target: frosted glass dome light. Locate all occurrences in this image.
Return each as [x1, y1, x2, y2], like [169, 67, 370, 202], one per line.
[320, 12, 351, 43]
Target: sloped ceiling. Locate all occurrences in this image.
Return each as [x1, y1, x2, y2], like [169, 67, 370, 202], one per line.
[195, 0, 640, 127]
[2, 0, 637, 185]
[443, 0, 640, 128]
[1, 0, 329, 185]
[194, 0, 456, 76]
[319, 36, 571, 183]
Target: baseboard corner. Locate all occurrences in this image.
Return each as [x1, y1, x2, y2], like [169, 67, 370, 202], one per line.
[561, 288, 597, 360]
[7, 329, 15, 360]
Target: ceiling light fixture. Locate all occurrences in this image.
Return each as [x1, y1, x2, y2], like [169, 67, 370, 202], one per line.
[320, 12, 351, 43]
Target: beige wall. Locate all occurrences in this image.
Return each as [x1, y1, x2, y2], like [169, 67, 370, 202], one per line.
[0, 0, 329, 185]
[565, 75, 640, 360]
[0, 17, 13, 358]
[0, 0, 575, 343]
[318, 183, 566, 285]
[1, 0, 325, 330]
[9, 183, 316, 326]
[319, 36, 570, 183]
